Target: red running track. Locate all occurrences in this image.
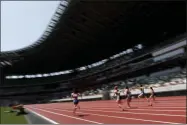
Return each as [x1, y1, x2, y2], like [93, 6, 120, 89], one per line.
[26, 96, 186, 124]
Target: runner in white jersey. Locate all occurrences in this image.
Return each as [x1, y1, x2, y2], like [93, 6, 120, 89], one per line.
[138, 85, 148, 102]
[113, 86, 125, 111]
[71, 89, 81, 115]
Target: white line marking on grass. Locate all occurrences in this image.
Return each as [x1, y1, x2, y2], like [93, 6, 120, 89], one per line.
[30, 107, 103, 124]
[24, 115, 32, 124]
[26, 108, 59, 124]
[44, 107, 184, 124]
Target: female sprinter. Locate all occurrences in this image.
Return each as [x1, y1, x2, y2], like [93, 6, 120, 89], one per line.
[148, 87, 156, 106]
[124, 86, 132, 108]
[138, 85, 148, 102]
[71, 89, 81, 115]
[113, 86, 125, 111]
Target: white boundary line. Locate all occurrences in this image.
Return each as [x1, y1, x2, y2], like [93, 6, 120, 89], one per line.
[41, 107, 184, 124]
[30, 107, 103, 124]
[26, 108, 59, 124]
[24, 115, 32, 124]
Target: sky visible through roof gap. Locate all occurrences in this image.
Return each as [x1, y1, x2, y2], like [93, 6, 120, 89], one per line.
[1, 1, 60, 52]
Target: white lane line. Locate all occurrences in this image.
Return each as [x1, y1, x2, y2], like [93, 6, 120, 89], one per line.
[29, 107, 103, 124]
[81, 109, 186, 117]
[34, 104, 186, 109]
[42, 107, 186, 117]
[86, 106, 186, 109]
[37, 106, 186, 112]
[84, 107, 186, 112]
[42, 107, 183, 124]
[26, 108, 59, 124]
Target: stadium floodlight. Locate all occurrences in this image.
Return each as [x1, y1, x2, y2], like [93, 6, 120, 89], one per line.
[56, 8, 63, 14]
[87, 65, 92, 68]
[52, 72, 59, 75]
[47, 26, 53, 30]
[39, 37, 45, 41]
[17, 76, 24, 79]
[58, 71, 65, 75]
[5, 76, 11, 79]
[58, 5, 66, 11]
[0, 62, 5, 66]
[110, 53, 120, 59]
[53, 16, 60, 21]
[61, 0, 69, 7]
[44, 32, 50, 36]
[49, 23, 55, 27]
[11, 76, 18, 79]
[42, 35, 47, 39]
[46, 28, 52, 32]
[50, 72, 56, 76]
[78, 66, 86, 71]
[25, 75, 32, 78]
[126, 49, 133, 53]
[43, 74, 50, 77]
[121, 50, 127, 55]
[4, 61, 12, 66]
[48, 25, 54, 29]
[54, 13, 61, 18]
[36, 74, 42, 77]
[63, 70, 72, 74]
[50, 73, 55, 76]
[50, 20, 56, 24]
[136, 44, 143, 49]
[29, 75, 34, 78]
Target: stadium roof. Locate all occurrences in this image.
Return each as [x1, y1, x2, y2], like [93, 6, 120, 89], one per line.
[2, 1, 186, 75]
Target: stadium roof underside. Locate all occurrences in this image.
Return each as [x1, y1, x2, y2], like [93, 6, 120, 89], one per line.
[2, 1, 186, 75]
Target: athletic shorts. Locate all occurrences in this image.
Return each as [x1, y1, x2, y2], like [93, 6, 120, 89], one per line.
[73, 99, 79, 105]
[126, 95, 132, 101]
[151, 93, 155, 97]
[139, 92, 145, 97]
[117, 96, 122, 101]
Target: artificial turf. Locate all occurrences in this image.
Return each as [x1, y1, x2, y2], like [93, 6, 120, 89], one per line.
[0, 107, 28, 124]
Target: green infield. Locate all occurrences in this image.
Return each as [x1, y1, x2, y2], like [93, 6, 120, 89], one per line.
[0, 107, 28, 124]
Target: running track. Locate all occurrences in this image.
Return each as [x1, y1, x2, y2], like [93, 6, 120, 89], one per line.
[25, 96, 186, 124]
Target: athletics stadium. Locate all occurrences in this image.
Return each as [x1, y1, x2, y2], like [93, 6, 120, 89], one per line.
[0, 0, 186, 124]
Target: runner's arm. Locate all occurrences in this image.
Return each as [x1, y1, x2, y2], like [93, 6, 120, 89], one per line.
[124, 89, 127, 96]
[71, 93, 73, 100]
[78, 93, 82, 99]
[112, 92, 116, 99]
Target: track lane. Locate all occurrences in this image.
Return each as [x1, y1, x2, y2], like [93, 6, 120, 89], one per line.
[36, 107, 185, 124]
[35, 105, 186, 115]
[34, 102, 186, 115]
[38, 107, 186, 124]
[25, 96, 186, 124]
